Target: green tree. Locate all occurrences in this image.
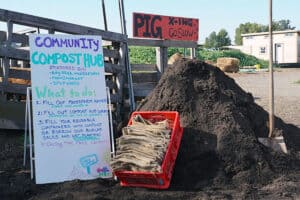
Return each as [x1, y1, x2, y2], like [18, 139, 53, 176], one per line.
[204, 29, 231, 49]
[217, 29, 231, 47]
[204, 31, 217, 48]
[272, 19, 295, 31]
[234, 19, 295, 45]
[235, 22, 268, 45]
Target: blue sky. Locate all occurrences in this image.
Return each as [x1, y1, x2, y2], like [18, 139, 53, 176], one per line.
[1, 0, 300, 43]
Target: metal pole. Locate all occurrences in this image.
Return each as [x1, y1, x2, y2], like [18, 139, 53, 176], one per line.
[118, 0, 124, 33]
[23, 91, 28, 167]
[106, 87, 115, 157]
[118, 0, 136, 111]
[268, 0, 274, 137]
[27, 87, 34, 179]
[101, 0, 108, 31]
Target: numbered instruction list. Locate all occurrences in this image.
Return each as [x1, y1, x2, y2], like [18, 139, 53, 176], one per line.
[29, 34, 112, 184]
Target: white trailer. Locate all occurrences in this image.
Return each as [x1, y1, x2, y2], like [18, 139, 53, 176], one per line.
[242, 30, 300, 65]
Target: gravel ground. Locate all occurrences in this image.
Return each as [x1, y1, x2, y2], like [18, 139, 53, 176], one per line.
[228, 68, 300, 128]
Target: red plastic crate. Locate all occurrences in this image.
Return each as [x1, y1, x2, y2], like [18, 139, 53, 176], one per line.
[113, 111, 183, 189]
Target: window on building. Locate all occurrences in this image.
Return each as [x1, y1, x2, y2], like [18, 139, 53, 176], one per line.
[260, 47, 266, 54]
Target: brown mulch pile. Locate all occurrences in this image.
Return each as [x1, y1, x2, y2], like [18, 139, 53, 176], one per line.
[138, 58, 300, 190]
[1, 58, 299, 199]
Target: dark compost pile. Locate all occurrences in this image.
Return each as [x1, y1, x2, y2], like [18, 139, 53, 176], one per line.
[1, 58, 299, 200]
[137, 58, 300, 189]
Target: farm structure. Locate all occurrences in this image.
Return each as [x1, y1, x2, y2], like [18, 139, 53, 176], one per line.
[241, 30, 300, 65]
[0, 9, 197, 129]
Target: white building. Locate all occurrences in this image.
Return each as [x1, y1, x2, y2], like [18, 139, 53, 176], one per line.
[241, 30, 300, 65]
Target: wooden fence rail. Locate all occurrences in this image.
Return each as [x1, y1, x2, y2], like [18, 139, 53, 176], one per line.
[0, 9, 129, 130]
[0, 8, 197, 129]
[128, 38, 197, 97]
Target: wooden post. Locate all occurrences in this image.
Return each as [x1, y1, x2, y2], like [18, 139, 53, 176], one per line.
[119, 42, 133, 109]
[0, 31, 5, 78]
[3, 20, 13, 85]
[119, 0, 135, 111]
[156, 47, 168, 74]
[190, 47, 196, 59]
[2, 58, 9, 85]
[268, 0, 274, 137]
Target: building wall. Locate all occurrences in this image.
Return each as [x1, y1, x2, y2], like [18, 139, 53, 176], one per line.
[242, 32, 299, 63]
[298, 36, 300, 62]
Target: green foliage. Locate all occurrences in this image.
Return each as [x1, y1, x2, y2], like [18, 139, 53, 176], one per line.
[235, 19, 295, 45]
[204, 29, 231, 48]
[197, 49, 268, 68]
[168, 47, 190, 57]
[272, 19, 296, 31]
[205, 31, 218, 48]
[217, 29, 231, 47]
[235, 22, 268, 45]
[129, 46, 156, 64]
[129, 46, 268, 68]
[129, 47, 191, 64]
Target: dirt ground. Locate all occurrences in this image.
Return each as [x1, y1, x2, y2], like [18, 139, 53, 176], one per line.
[0, 66, 299, 200]
[228, 68, 300, 128]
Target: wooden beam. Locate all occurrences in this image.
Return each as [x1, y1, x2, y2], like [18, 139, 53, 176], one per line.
[0, 9, 126, 42]
[131, 64, 157, 72]
[0, 82, 120, 104]
[128, 38, 197, 48]
[1, 32, 120, 59]
[0, 46, 120, 61]
[132, 72, 158, 83]
[104, 62, 123, 73]
[103, 48, 120, 59]
[132, 82, 157, 97]
[0, 68, 116, 90]
[0, 68, 31, 79]
[0, 31, 7, 42]
[0, 83, 27, 94]
[0, 46, 29, 60]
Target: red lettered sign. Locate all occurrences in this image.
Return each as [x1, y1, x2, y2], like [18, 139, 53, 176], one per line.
[133, 12, 199, 41]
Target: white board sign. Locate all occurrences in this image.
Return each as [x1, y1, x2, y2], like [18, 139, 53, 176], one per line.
[29, 34, 112, 184]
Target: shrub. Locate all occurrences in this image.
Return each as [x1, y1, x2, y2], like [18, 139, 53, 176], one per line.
[197, 49, 268, 68]
[129, 47, 192, 64]
[129, 47, 268, 68]
[129, 46, 156, 64]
